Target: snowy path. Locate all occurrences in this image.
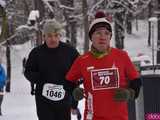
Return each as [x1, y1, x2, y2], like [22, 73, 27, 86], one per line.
[1, 46, 38, 120]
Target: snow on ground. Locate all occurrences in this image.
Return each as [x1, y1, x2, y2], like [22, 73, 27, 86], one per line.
[0, 19, 159, 120]
[124, 20, 152, 57]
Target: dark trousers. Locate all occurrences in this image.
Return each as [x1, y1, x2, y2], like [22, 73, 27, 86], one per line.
[35, 95, 71, 120]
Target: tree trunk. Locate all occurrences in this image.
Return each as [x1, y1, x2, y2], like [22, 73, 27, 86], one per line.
[148, 21, 151, 46]
[126, 12, 132, 34]
[34, 0, 44, 46]
[157, 1, 160, 64]
[70, 19, 77, 47]
[82, 0, 89, 52]
[135, 17, 138, 31]
[63, 10, 70, 41]
[34, 0, 45, 21]
[23, 0, 30, 16]
[114, 12, 125, 49]
[0, 7, 8, 43]
[69, 0, 77, 47]
[62, 0, 77, 47]
[148, 2, 152, 47]
[5, 42, 11, 92]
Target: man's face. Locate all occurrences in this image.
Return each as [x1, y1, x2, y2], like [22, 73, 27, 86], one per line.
[91, 27, 112, 52]
[44, 32, 61, 48]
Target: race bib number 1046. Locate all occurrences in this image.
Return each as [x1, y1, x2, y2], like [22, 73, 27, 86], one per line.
[42, 83, 65, 101]
[91, 68, 119, 90]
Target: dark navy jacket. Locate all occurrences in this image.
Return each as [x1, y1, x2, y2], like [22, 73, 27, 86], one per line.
[24, 41, 79, 107]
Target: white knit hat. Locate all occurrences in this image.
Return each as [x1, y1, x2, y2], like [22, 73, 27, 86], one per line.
[89, 11, 112, 39]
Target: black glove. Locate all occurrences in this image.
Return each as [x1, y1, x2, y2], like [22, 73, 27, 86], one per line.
[114, 88, 135, 101]
[31, 88, 35, 95]
[72, 87, 84, 101]
[76, 108, 82, 120]
[30, 83, 35, 95]
[71, 108, 82, 120]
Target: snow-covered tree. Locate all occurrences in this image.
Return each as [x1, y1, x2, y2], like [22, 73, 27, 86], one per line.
[1, 0, 153, 50]
[87, 0, 152, 49]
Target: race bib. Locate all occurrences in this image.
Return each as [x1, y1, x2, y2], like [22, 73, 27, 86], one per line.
[42, 83, 66, 101]
[91, 68, 119, 90]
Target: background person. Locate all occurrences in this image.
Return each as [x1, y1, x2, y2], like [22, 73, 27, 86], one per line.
[24, 19, 80, 120]
[0, 63, 7, 116]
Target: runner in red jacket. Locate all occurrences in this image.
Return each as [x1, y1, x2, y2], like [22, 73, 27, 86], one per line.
[66, 11, 141, 120]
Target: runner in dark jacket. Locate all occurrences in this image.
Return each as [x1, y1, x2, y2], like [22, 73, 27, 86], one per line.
[24, 19, 79, 120]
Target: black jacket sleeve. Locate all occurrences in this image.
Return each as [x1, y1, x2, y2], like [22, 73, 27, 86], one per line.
[129, 77, 142, 99]
[71, 95, 79, 109]
[24, 49, 40, 83]
[67, 46, 80, 109]
[70, 80, 82, 109]
[64, 79, 79, 109]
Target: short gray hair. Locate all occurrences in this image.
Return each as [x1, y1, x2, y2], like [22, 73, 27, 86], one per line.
[43, 19, 62, 35]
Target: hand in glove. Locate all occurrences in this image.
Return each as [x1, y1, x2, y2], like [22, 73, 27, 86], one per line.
[72, 87, 85, 101]
[31, 89, 35, 95]
[114, 88, 135, 101]
[30, 83, 35, 95]
[71, 108, 82, 120]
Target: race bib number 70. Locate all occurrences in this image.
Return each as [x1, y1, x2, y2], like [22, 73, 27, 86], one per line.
[42, 83, 66, 101]
[91, 68, 119, 90]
